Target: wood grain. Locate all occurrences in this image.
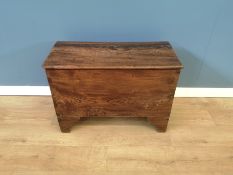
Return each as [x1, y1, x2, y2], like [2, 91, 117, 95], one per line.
[44, 41, 182, 132]
[46, 69, 180, 132]
[43, 41, 183, 69]
[0, 96, 233, 175]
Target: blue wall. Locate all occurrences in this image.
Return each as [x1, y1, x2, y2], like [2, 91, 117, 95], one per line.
[0, 0, 232, 87]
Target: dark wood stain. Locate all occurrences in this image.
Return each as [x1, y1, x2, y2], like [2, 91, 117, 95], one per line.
[44, 41, 183, 132]
[44, 41, 183, 70]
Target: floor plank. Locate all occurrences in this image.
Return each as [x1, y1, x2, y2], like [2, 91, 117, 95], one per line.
[0, 96, 232, 175]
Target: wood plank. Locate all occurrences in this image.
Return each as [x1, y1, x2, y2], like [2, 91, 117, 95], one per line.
[106, 145, 233, 174]
[0, 145, 106, 172]
[47, 69, 179, 118]
[0, 96, 233, 175]
[43, 41, 183, 69]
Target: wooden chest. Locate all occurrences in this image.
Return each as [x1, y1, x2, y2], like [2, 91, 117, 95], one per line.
[43, 41, 183, 132]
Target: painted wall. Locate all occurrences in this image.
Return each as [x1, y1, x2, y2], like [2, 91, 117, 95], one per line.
[0, 0, 232, 87]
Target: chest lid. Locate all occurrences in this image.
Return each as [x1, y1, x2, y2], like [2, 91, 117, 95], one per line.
[43, 41, 183, 69]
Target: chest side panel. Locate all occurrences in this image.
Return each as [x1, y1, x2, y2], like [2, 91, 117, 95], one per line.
[46, 69, 180, 117]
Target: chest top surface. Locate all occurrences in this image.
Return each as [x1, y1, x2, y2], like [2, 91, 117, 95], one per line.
[43, 41, 183, 69]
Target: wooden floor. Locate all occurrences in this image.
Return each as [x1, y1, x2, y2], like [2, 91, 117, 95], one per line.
[0, 97, 232, 175]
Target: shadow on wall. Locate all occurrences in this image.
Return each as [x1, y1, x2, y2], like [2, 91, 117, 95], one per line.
[174, 47, 232, 87]
[174, 47, 202, 87]
[0, 42, 53, 85]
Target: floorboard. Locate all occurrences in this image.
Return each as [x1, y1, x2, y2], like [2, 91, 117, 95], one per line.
[0, 96, 232, 175]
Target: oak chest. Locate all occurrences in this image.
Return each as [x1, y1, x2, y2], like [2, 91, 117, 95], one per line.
[43, 41, 183, 132]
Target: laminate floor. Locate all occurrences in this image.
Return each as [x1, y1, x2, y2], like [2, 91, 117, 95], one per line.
[0, 96, 232, 175]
